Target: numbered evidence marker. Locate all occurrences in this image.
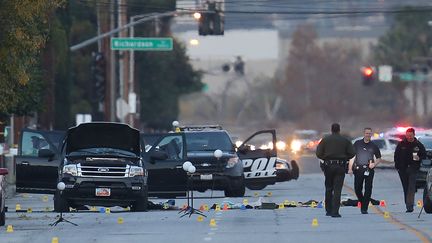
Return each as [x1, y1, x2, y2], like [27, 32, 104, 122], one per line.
[197, 216, 204, 222]
[243, 199, 249, 205]
[384, 211, 390, 219]
[209, 219, 217, 227]
[105, 208, 111, 214]
[117, 217, 124, 224]
[311, 218, 319, 227]
[15, 204, 21, 211]
[43, 195, 49, 202]
[52, 237, 59, 243]
[6, 225, 14, 233]
[278, 203, 285, 209]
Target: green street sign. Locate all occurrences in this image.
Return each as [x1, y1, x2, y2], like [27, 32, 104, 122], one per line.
[399, 72, 414, 81]
[399, 72, 427, 82]
[111, 38, 173, 51]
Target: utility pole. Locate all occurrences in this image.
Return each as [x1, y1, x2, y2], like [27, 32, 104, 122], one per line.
[109, 0, 117, 122]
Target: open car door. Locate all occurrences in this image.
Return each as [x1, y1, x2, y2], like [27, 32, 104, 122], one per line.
[237, 129, 277, 190]
[16, 129, 65, 194]
[142, 133, 188, 198]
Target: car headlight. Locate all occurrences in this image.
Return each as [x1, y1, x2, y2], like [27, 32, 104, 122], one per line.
[291, 140, 302, 152]
[276, 161, 288, 170]
[226, 156, 239, 168]
[276, 141, 286, 151]
[63, 164, 78, 176]
[129, 166, 144, 177]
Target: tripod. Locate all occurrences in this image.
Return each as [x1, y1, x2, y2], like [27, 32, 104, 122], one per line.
[50, 211, 78, 226]
[50, 191, 78, 226]
[179, 173, 206, 218]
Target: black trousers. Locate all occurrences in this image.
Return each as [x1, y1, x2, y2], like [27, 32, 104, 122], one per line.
[324, 164, 346, 215]
[398, 167, 418, 210]
[354, 168, 374, 211]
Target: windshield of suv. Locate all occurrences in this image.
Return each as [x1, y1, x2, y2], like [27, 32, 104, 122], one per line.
[185, 132, 233, 151]
[68, 147, 138, 157]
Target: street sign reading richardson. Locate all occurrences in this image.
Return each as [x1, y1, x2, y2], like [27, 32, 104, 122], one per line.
[111, 37, 173, 51]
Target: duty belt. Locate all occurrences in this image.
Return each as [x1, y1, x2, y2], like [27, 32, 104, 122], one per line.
[324, 160, 346, 165]
[355, 164, 368, 169]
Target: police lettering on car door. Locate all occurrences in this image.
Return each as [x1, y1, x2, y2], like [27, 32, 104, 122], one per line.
[243, 157, 277, 178]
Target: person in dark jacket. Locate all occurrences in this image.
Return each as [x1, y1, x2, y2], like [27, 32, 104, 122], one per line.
[316, 123, 356, 217]
[394, 127, 426, 212]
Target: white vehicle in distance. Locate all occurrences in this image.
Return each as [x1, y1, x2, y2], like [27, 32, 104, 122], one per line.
[352, 135, 400, 167]
[290, 130, 319, 154]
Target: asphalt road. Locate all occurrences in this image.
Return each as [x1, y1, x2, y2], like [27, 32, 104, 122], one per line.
[2, 156, 432, 243]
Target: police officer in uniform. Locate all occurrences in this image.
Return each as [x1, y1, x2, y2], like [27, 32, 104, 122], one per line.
[316, 123, 355, 217]
[394, 128, 426, 212]
[348, 128, 382, 214]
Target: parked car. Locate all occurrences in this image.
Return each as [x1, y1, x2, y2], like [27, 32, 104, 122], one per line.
[423, 168, 432, 213]
[143, 126, 279, 197]
[0, 168, 8, 226]
[290, 130, 319, 154]
[416, 137, 432, 189]
[15, 122, 185, 212]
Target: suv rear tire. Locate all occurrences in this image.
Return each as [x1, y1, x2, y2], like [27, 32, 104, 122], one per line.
[423, 185, 432, 214]
[224, 176, 245, 197]
[54, 190, 70, 213]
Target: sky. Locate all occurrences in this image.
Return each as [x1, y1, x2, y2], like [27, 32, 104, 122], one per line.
[176, 29, 279, 60]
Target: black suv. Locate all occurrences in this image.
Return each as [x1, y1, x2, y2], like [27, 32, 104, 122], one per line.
[142, 126, 280, 197]
[16, 122, 186, 212]
[181, 126, 245, 197]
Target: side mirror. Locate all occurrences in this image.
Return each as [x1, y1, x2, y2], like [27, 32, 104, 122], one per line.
[0, 168, 8, 176]
[150, 150, 168, 162]
[38, 149, 55, 159]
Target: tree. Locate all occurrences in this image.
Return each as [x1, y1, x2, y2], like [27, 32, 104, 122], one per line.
[0, 0, 64, 115]
[136, 41, 203, 129]
[276, 24, 403, 128]
[129, 0, 203, 130]
[373, 7, 432, 73]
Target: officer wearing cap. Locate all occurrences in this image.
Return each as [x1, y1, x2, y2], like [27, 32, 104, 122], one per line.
[394, 127, 426, 212]
[316, 123, 355, 217]
[348, 127, 382, 214]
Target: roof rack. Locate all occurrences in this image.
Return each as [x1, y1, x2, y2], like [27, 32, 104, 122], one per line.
[179, 125, 223, 131]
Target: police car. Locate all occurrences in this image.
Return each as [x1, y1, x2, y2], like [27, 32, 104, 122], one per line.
[142, 125, 283, 197]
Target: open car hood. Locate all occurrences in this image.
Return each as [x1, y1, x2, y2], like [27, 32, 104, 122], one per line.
[65, 122, 140, 156]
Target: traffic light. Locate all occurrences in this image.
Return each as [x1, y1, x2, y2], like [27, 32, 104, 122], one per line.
[91, 52, 106, 102]
[197, 1, 224, 36]
[362, 66, 375, 86]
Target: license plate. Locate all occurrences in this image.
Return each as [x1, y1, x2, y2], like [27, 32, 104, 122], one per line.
[200, 174, 213, 180]
[96, 188, 111, 197]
